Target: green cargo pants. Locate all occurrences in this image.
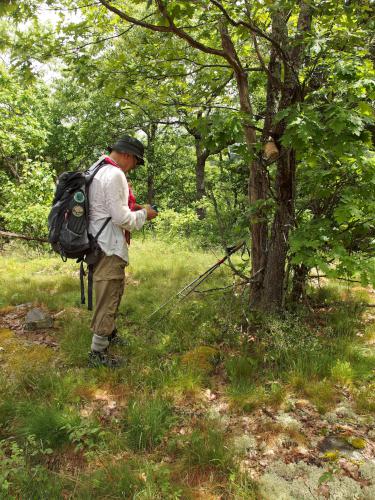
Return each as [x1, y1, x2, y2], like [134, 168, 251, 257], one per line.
[90, 255, 126, 342]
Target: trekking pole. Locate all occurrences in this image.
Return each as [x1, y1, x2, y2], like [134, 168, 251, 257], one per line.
[146, 241, 246, 321]
[146, 261, 222, 321]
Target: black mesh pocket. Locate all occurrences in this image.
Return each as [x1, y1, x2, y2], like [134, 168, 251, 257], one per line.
[67, 193, 86, 234]
[67, 212, 85, 234]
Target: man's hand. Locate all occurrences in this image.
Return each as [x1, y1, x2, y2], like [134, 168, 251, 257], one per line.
[143, 205, 158, 220]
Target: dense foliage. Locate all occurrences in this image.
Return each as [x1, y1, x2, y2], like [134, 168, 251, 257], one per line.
[0, 0, 374, 310]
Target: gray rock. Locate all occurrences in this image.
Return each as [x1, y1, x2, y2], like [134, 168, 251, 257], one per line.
[318, 435, 365, 459]
[318, 436, 353, 452]
[24, 308, 53, 330]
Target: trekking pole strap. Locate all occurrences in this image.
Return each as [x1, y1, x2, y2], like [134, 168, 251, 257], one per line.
[87, 264, 94, 311]
[80, 262, 86, 305]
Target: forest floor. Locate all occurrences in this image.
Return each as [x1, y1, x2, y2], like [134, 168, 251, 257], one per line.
[0, 239, 374, 499]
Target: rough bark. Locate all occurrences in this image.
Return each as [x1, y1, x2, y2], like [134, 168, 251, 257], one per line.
[290, 264, 309, 303]
[194, 138, 209, 220]
[219, 21, 269, 302]
[146, 123, 157, 205]
[260, 149, 296, 310]
[258, 3, 312, 311]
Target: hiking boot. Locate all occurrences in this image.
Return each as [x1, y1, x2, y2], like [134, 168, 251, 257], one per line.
[88, 349, 124, 368]
[108, 329, 129, 347]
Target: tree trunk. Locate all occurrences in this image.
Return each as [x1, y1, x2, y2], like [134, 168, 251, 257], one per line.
[147, 172, 154, 205]
[291, 264, 309, 303]
[260, 149, 296, 311]
[253, 3, 312, 311]
[248, 158, 268, 305]
[146, 123, 157, 205]
[248, 9, 285, 308]
[194, 139, 209, 220]
[219, 22, 269, 304]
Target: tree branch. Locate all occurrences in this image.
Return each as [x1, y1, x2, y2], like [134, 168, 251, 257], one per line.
[99, 0, 227, 59]
[0, 231, 48, 243]
[209, 0, 291, 66]
[252, 34, 282, 92]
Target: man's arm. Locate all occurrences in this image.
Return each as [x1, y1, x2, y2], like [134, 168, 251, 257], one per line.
[104, 170, 157, 229]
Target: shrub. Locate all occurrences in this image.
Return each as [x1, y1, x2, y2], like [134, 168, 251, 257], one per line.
[153, 208, 201, 239]
[0, 437, 65, 499]
[62, 419, 106, 452]
[0, 160, 55, 238]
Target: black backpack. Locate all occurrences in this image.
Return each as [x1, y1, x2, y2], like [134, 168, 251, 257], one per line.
[48, 158, 110, 310]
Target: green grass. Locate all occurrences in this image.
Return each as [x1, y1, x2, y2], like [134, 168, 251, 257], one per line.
[0, 244, 79, 311]
[182, 426, 233, 472]
[59, 311, 93, 366]
[228, 382, 286, 412]
[124, 396, 175, 451]
[13, 402, 80, 449]
[226, 355, 260, 387]
[0, 239, 374, 497]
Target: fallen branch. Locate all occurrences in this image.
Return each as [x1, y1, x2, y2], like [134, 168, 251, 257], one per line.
[308, 274, 362, 284]
[0, 230, 49, 244]
[312, 302, 375, 308]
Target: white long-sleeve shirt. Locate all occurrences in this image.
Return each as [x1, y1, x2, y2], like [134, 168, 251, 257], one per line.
[88, 158, 146, 263]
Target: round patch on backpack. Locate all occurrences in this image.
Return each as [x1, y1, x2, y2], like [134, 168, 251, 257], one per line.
[72, 205, 84, 217]
[74, 191, 85, 203]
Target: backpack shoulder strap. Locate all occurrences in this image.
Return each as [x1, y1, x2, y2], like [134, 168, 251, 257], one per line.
[94, 217, 111, 241]
[85, 158, 107, 187]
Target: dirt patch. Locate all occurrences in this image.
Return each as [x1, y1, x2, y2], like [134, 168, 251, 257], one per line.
[0, 304, 69, 348]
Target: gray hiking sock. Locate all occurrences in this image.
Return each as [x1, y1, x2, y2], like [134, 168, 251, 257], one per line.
[91, 334, 110, 352]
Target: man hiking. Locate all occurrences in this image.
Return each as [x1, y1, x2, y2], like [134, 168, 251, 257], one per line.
[88, 135, 158, 367]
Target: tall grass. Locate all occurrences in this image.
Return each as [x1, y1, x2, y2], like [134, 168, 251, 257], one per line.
[183, 425, 233, 472]
[124, 396, 175, 451]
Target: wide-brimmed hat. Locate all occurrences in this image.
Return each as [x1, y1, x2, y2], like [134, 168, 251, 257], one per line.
[109, 135, 145, 165]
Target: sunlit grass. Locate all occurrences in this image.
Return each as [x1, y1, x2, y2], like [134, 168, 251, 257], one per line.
[0, 239, 374, 497]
